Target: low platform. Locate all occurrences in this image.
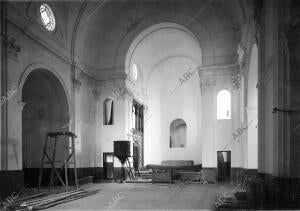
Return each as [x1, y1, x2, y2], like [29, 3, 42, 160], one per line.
[144, 161, 202, 183]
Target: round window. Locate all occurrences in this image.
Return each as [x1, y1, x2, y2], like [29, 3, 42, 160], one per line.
[40, 3, 56, 31]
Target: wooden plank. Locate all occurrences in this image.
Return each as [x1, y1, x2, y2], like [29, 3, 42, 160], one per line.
[11, 193, 47, 204]
[33, 190, 99, 210]
[21, 190, 87, 207]
[20, 189, 85, 206]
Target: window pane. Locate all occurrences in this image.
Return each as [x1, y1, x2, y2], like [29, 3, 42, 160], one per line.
[217, 90, 231, 120]
[40, 3, 55, 31]
[104, 99, 114, 125]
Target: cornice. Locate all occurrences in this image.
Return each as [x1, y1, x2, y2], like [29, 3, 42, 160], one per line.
[7, 17, 72, 66]
[6, 14, 91, 77]
[198, 63, 239, 77]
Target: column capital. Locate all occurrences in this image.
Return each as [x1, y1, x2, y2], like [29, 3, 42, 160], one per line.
[17, 101, 26, 111]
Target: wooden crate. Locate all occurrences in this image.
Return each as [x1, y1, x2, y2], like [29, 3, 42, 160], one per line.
[152, 171, 172, 183]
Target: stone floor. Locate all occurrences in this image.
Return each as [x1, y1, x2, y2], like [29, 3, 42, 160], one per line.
[47, 182, 235, 210]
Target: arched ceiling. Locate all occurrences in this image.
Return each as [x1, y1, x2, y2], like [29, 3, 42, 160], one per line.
[73, 0, 251, 79]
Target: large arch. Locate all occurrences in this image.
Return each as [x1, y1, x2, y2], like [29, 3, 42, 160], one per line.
[126, 22, 202, 165]
[21, 68, 70, 186]
[18, 62, 71, 113]
[124, 22, 203, 72]
[74, 1, 245, 77]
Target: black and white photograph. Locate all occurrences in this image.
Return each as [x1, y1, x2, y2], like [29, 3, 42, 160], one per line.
[0, 0, 299, 210]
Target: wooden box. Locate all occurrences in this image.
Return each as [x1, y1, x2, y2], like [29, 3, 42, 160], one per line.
[152, 171, 172, 183]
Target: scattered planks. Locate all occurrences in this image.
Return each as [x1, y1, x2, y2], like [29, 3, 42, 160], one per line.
[6, 189, 99, 210]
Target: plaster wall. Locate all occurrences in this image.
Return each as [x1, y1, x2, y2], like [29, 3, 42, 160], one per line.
[145, 58, 202, 165]
[200, 66, 244, 168]
[2, 2, 98, 171]
[97, 83, 128, 168]
[128, 25, 202, 165]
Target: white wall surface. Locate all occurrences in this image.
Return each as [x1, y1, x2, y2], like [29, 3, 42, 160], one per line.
[128, 24, 203, 165]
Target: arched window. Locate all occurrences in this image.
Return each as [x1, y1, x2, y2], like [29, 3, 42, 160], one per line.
[131, 64, 138, 81]
[217, 90, 231, 120]
[170, 119, 187, 148]
[104, 99, 114, 125]
[40, 3, 56, 31]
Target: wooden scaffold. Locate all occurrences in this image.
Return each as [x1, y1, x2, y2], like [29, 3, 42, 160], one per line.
[38, 131, 78, 190]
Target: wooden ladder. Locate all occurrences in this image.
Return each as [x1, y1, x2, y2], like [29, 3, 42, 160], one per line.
[125, 157, 136, 180]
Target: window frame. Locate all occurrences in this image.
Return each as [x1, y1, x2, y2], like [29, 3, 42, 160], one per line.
[217, 90, 232, 120]
[103, 98, 114, 125]
[131, 64, 138, 81]
[39, 3, 56, 32]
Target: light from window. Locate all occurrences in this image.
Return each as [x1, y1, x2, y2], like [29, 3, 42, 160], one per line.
[131, 64, 138, 81]
[170, 119, 187, 148]
[40, 3, 56, 31]
[217, 90, 231, 120]
[104, 99, 114, 125]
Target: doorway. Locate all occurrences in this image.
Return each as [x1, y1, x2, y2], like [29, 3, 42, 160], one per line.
[217, 151, 231, 182]
[103, 152, 114, 179]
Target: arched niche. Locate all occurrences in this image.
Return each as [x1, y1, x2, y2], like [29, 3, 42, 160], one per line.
[21, 69, 70, 185]
[103, 98, 114, 125]
[170, 119, 187, 148]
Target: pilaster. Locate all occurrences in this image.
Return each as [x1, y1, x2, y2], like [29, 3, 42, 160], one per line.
[198, 64, 242, 168]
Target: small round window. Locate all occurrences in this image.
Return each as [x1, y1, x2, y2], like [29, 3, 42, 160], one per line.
[131, 64, 138, 81]
[40, 3, 56, 31]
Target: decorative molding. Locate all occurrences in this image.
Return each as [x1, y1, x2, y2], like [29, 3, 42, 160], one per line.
[127, 131, 142, 145]
[73, 78, 81, 91]
[30, 2, 65, 43]
[253, 4, 261, 34]
[200, 77, 217, 93]
[237, 43, 247, 69]
[231, 70, 242, 90]
[17, 101, 26, 111]
[92, 87, 101, 99]
[198, 64, 239, 93]
[4, 36, 21, 61]
[197, 63, 238, 72]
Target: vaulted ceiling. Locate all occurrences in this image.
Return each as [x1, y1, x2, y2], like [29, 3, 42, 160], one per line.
[73, 0, 253, 79]
[7, 0, 254, 80]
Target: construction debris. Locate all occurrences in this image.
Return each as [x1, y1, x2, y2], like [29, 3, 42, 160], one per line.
[3, 189, 99, 211]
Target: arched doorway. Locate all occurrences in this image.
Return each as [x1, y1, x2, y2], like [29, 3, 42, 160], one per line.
[22, 69, 69, 186]
[246, 44, 258, 169]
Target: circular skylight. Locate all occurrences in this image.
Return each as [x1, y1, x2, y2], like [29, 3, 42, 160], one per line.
[40, 3, 56, 31]
[131, 64, 138, 81]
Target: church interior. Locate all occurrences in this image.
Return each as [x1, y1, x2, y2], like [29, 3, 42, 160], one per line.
[0, 0, 300, 210]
